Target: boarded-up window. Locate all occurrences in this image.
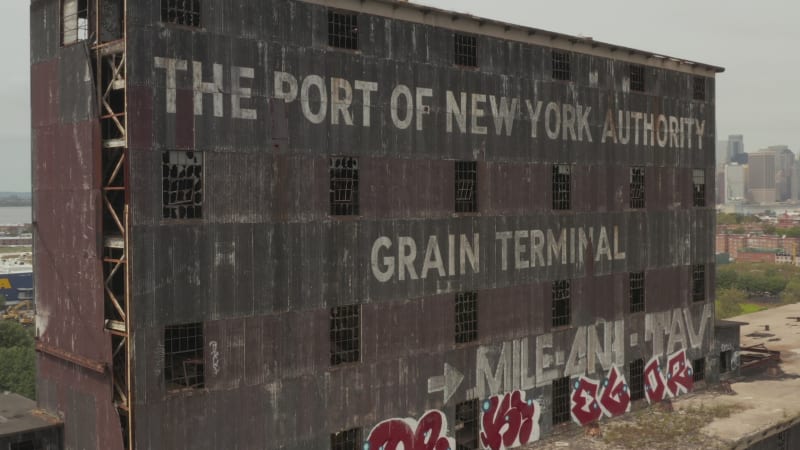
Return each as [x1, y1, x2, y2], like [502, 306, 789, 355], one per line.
[62, 0, 90, 45]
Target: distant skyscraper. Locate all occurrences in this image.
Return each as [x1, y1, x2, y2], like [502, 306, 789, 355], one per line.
[716, 139, 729, 169]
[747, 146, 796, 203]
[728, 135, 746, 164]
[725, 163, 746, 202]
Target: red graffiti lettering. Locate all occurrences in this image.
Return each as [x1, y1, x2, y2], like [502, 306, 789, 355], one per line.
[569, 365, 631, 426]
[570, 377, 602, 426]
[480, 390, 541, 450]
[598, 365, 631, 417]
[644, 356, 667, 404]
[366, 410, 454, 450]
[665, 349, 694, 397]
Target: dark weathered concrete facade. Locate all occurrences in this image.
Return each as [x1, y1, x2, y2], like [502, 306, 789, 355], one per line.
[32, 0, 723, 448]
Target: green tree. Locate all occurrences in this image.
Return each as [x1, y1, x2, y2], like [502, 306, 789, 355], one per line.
[715, 288, 747, 319]
[0, 320, 35, 399]
[781, 279, 800, 305]
[0, 320, 33, 348]
[763, 224, 777, 235]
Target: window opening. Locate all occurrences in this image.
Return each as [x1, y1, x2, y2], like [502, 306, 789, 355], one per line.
[455, 161, 478, 213]
[720, 350, 732, 373]
[552, 280, 571, 328]
[328, 10, 359, 50]
[552, 51, 571, 81]
[693, 357, 705, 382]
[161, 0, 201, 27]
[629, 358, 645, 401]
[330, 157, 359, 216]
[330, 428, 362, 450]
[630, 167, 645, 208]
[692, 264, 705, 302]
[552, 164, 571, 210]
[455, 399, 479, 450]
[330, 304, 360, 365]
[552, 377, 571, 424]
[454, 34, 478, 67]
[164, 323, 204, 390]
[630, 64, 645, 92]
[163, 151, 203, 220]
[455, 291, 478, 344]
[693, 76, 706, 101]
[630, 272, 645, 313]
[692, 169, 706, 207]
[62, 0, 90, 45]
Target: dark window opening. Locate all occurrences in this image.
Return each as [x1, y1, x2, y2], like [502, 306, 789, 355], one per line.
[693, 77, 706, 101]
[693, 357, 705, 382]
[692, 169, 706, 207]
[454, 33, 478, 67]
[455, 291, 478, 344]
[10, 441, 36, 450]
[328, 10, 359, 50]
[692, 264, 705, 302]
[552, 377, 571, 425]
[629, 358, 645, 401]
[162, 151, 203, 220]
[164, 323, 204, 390]
[720, 350, 732, 373]
[552, 280, 571, 328]
[330, 157, 359, 216]
[455, 161, 478, 213]
[330, 428, 361, 450]
[552, 164, 571, 210]
[630, 166, 645, 209]
[455, 399, 479, 450]
[630, 64, 645, 92]
[777, 430, 789, 450]
[62, 0, 90, 45]
[161, 0, 201, 27]
[330, 304, 360, 365]
[630, 272, 645, 313]
[552, 51, 571, 81]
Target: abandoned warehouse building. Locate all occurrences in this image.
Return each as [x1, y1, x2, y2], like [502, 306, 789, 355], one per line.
[30, 0, 726, 449]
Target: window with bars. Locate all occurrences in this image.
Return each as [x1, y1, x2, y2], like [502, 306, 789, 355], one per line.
[630, 272, 645, 313]
[630, 64, 645, 92]
[552, 280, 571, 328]
[454, 33, 478, 67]
[455, 161, 478, 213]
[455, 399, 479, 450]
[630, 166, 645, 209]
[62, 0, 90, 45]
[330, 304, 360, 366]
[455, 291, 478, 344]
[692, 264, 705, 302]
[693, 358, 705, 382]
[552, 164, 571, 210]
[552, 377, 571, 425]
[164, 323, 204, 390]
[720, 350, 732, 373]
[552, 51, 571, 81]
[328, 10, 359, 50]
[692, 169, 706, 207]
[330, 157, 359, 216]
[161, 0, 201, 27]
[629, 358, 645, 401]
[693, 76, 706, 101]
[330, 428, 361, 450]
[163, 151, 203, 220]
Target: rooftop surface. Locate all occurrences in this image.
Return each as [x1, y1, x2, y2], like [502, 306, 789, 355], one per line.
[0, 392, 60, 438]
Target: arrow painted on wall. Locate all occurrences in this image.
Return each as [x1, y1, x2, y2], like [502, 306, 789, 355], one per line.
[427, 363, 464, 405]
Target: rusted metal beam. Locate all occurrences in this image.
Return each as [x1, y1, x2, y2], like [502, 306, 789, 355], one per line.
[36, 341, 106, 374]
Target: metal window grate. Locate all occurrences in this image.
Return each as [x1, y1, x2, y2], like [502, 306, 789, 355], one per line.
[330, 428, 362, 450]
[552, 164, 571, 210]
[630, 64, 645, 92]
[163, 151, 203, 220]
[455, 399, 479, 450]
[630, 167, 645, 209]
[629, 358, 645, 401]
[164, 323, 204, 390]
[454, 33, 478, 67]
[330, 157, 359, 216]
[552, 51, 571, 81]
[693, 76, 706, 101]
[161, 0, 201, 27]
[62, 0, 90, 45]
[455, 161, 478, 213]
[693, 358, 705, 382]
[552, 280, 571, 328]
[630, 272, 645, 313]
[692, 169, 706, 207]
[719, 350, 732, 373]
[552, 377, 571, 424]
[692, 264, 705, 302]
[330, 304, 360, 365]
[328, 10, 359, 50]
[455, 291, 478, 344]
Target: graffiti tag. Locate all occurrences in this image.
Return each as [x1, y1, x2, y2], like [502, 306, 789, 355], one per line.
[480, 390, 541, 450]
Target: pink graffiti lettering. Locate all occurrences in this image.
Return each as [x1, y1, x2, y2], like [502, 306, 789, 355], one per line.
[644, 356, 667, 404]
[366, 410, 454, 450]
[480, 390, 541, 450]
[570, 377, 602, 426]
[665, 349, 694, 397]
[569, 366, 631, 426]
[598, 365, 631, 418]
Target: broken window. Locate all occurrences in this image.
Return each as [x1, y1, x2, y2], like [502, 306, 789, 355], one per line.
[629, 358, 645, 401]
[455, 291, 478, 344]
[693, 76, 706, 101]
[330, 304, 360, 365]
[330, 157, 359, 216]
[552, 376, 571, 425]
[692, 264, 705, 302]
[330, 428, 361, 450]
[693, 357, 705, 382]
[454, 33, 478, 67]
[552, 51, 571, 81]
[552, 280, 571, 328]
[455, 161, 478, 213]
[328, 10, 359, 50]
[720, 350, 732, 373]
[630, 166, 645, 209]
[630, 271, 645, 313]
[455, 399, 479, 450]
[62, 0, 90, 45]
[692, 169, 706, 207]
[161, 0, 201, 27]
[162, 151, 203, 220]
[164, 323, 204, 390]
[552, 164, 571, 210]
[630, 64, 645, 92]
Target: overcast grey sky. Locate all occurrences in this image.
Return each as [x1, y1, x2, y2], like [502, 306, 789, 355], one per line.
[2, 1, 798, 191]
